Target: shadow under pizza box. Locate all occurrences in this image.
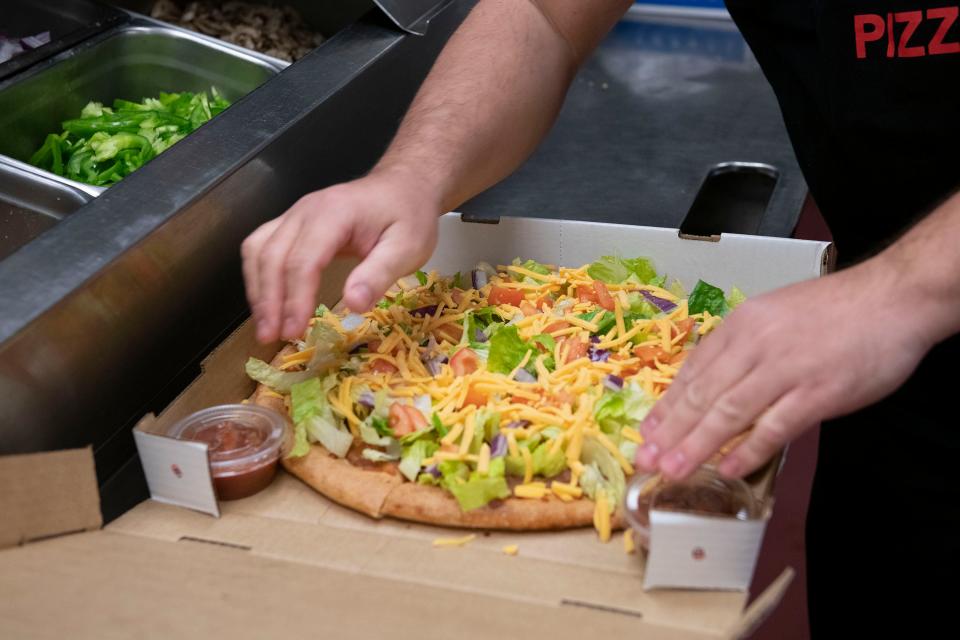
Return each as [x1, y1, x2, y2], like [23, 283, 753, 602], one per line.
[0, 213, 831, 639]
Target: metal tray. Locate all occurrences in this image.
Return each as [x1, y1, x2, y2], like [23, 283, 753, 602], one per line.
[0, 21, 284, 196]
[0, 160, 91, 262]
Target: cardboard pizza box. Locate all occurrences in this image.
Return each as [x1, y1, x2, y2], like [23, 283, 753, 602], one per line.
[0, 214, 831, 639]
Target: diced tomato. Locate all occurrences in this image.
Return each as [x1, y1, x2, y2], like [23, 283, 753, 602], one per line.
[388, 402, 415, 436]
[543, 321, 569, 334]
[634, 345, 670, 366]
[488, 285, 523, 307]
[451, 289, 464, 305]
[462, 384, 488, 408]
[520, 301, 537, 317]
[402, 405, 429, 432]
[671, 318, 696, 341]
[434, 322, 463, 344]
[593, 281, 616, 311]
[366, 339, 382, 352]
[559, 337, 588, 364]
[578, 286, 598, 304]
[610, 353, 639, 377]
[534, 294, 554, 310]
[546, 390, 576, 408]
[450, 348, 480, 376]
[370, 358, 398, 374]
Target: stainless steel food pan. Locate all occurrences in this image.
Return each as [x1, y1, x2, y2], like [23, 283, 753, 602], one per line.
[0, 22, 283, 194]
[0, 160, 92, 262]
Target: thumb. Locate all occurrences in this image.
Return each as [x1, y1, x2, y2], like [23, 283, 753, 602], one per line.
[342, 219, 437, 311]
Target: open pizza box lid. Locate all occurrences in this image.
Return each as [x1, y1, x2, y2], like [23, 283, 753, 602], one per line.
[0, 214, 831, 638]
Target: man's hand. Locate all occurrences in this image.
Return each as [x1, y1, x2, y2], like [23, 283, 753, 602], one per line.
[635, 258, 935, 480]
[242, 168, 441, 343]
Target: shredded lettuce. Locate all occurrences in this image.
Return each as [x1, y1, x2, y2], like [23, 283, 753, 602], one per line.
[688, 280, 730, 316]
[288, 374, 353, 458]
[530, 334, 556, 352]
[304, 415, 352, 458]
[581, 438, 626, 505]
[431, 413, 449, 438]
[587, 255, 660, 285]
[361, 448, 400, 462]
[245, 322, 344, 393]
[504, 453, 525, 477]
[485, 456, 506, 479]
[726, 286, 747, 310]
[360, 420, 394, 447]
[486, 325, 534, 374]
[593, 382, 655, 434]
[668, 280, 687, 299]
[578, 463, 604, 501]
[289, 422, 310, 458]
[511, 257, 552, 281]
[444, 474, 511, 511]
[291, 375, 335, 424]
[531, 442, 567, 477]
[245, 358, 316, 395]
[398, 440, 439, 482]
[474, 409, 501, 444]
[625, 293, 662, 319]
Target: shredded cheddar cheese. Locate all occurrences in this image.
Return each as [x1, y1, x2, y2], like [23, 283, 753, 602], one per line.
[433, 534, 476, 548]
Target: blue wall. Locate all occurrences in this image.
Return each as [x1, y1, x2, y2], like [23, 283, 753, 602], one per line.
[635, 1, 727, 9]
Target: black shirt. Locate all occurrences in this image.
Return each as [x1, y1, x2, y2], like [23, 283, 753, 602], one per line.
[723, 2, 960, 630]
[726, 0, 960, 265]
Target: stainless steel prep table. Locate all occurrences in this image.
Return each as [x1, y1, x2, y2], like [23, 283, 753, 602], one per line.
[0, 3, 806, 519]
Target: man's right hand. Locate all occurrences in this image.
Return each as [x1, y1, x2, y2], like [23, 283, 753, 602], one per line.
[241, 168, 442, 343]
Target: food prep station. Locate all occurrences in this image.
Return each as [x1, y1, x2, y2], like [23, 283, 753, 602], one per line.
[0, 0, 808, 521]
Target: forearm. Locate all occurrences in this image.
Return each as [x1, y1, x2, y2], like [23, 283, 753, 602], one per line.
[873, 188, 960, 347]
[374, 0, 631, 212]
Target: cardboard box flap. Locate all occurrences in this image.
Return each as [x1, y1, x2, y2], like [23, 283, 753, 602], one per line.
[0, 447, 101, 550]
[0, 529, 716, 640]
[725, 568, 796, 639]
[427, 215, 832, 297]
[107, 476, 749, 635]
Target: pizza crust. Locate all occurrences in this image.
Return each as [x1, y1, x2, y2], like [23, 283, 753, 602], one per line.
[249, 346, 618, 530]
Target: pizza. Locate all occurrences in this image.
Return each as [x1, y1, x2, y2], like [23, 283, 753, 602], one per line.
[245, 255, 745, 538]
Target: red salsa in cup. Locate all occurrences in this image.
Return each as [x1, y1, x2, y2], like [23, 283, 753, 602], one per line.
[168, 405, 285, 500]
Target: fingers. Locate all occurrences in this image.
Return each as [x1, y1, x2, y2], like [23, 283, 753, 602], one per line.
[280, 216, 350, 339]
[240, 217, 281, 337]
[654, 367, 794, 480]
[251, 214, 306, 343]
[639, 323, 731, 438]
[341, 218, 437, 311]
[717, 387, 817, 478]
[635, 335, 757, 472]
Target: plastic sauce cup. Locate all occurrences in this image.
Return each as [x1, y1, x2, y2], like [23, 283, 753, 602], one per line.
[166, 404, 285, 501]
[623, 465, 761, 549]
